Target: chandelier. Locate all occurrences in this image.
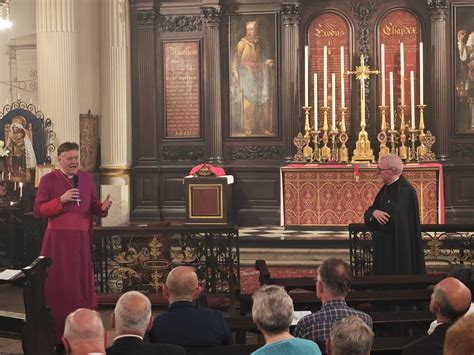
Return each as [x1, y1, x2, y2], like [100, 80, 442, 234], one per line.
[0, 0, 12, 30]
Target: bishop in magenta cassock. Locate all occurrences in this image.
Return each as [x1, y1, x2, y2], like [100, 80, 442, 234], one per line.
[33, 142, 112, 342]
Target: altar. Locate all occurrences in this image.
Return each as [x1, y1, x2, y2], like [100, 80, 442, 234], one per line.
[281, 163, 444, 228]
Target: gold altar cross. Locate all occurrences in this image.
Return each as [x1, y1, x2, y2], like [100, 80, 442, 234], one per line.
[346, 54, 379, 163]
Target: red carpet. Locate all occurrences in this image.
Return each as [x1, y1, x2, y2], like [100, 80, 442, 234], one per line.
[240, 266, 318, 294]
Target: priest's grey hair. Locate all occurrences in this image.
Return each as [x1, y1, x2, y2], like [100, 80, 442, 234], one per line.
[114, 291, 151, 334]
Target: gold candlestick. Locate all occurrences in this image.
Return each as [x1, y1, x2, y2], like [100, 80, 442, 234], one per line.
[320, 106, 331, 162]
[339, 107, 349, 163]
[302, 105, 313, 162]
[417, 104, 427, 159]
[330, 129, 339, 162]
[398, 105, 408, 161]
[408, 127, 419, 162]
[377, 105, 390, 159]
[388, 128, 398, 155]
[312, 129, 321, 163]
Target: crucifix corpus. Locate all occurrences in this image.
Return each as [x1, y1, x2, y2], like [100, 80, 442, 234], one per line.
[347, 54, 378, 163]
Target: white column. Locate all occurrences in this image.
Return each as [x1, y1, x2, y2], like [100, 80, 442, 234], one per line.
[99, 0, 131, 226]
[36, 0, 80, 157]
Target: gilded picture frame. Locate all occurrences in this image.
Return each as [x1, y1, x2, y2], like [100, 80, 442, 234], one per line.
[454, 4, 474, 134]
[35, 164, 56, 187]
[229, 13, 278, 138]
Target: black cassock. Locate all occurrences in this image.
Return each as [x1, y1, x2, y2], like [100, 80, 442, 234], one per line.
[364, 175, 426, 275]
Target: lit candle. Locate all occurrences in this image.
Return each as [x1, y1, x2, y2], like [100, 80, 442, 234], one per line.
[304, 45, 309, 106]
[381, 44, 386, 106]
[14, 181, 17, 191]
[419, 42, 424, 105]
[314, 73, 318, 130]
[8, 172, 10, 180]
[340, 46, 345, 107]
[410, 71, 415, 129]
[19, 182, 23, 198]
[1, 171, 3, 180]
[324, 46, 328, 107]
[390, 72, 395, 130]
[400, 42, 405, 106]
[332, 73, 336, 130]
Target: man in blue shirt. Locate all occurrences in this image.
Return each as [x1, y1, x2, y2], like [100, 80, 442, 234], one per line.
[148, 266, 232, 347]
[293, 258, 372, 343]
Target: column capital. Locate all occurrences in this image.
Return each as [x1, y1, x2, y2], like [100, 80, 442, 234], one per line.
[201, 6, 223, 27]
[280, 3, 301, 27]
[427, 0, 448, 19]
[133, 8, 159, 29]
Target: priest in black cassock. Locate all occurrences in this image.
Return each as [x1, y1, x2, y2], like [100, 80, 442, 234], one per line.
[364, 154, 426, 275]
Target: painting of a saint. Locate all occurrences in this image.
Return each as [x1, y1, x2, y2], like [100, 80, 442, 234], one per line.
[229, 15, 277, 137]
[4, 116, 37, 181]
[454, 6, 474, 133]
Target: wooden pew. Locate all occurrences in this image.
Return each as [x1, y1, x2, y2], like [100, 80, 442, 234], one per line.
[255, 259, 445, 292]
[0, 256, 56, 355]
[240, 287, 432, 315]
[225, 310, 433, 343]
[185, 344, 261, 355]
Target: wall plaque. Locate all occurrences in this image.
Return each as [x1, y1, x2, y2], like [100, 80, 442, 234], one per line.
[164, 41, 201, 138]
[378, 10, 421, 128]
[308, 13, 352, 131]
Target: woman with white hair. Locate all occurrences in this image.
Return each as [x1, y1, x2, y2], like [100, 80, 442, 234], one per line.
[251, 285, 321, 355]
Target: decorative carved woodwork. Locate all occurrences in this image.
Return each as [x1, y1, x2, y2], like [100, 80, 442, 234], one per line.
[161, 15, 202, 32]
[227, 146, 282, 160]
[161, 147, 205, 161]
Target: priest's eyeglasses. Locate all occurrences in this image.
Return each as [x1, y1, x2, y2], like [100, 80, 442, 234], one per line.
[376, 167, 392, 172]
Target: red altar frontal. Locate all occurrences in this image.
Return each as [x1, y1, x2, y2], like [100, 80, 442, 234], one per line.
[281, 163, 444, 228]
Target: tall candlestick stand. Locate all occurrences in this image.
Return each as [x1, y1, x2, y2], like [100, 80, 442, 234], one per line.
[377, 105, 390, 159]
[320, 106, 331, 162]
[339, 107, 349, 163]
[330, 129, 339, 162]
[302, 106, 313, 162]
[388, 128, 398, 155]
[417, 104, 427, 159]
[312, 129, 321, 163]
[398, 105, 408, 161]
[408, 127, 419, 162]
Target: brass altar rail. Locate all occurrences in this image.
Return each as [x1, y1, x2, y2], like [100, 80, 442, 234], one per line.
[92, 224, 240, 296]
[349, 223, 474, 275]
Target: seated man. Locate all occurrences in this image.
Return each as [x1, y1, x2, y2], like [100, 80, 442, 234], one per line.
[107, 291, 185, 355]
[148, 266, 232, 347]
[326, 315, 374, 355]
[62, 308, 107, 355]
[402, 277, 472, 355]
[293, 258, 372, 342]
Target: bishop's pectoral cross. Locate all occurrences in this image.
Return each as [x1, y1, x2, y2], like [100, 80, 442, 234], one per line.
[347, 54, 379, 163]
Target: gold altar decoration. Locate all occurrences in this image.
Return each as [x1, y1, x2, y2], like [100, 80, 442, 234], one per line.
[377, 106, 390, 158]
[398, 105, 408, 160]
[339, 107, 349, 163]
[320, 106, 331, 162]
[302, 105, 313, 161]
[347, 55, 377, 163]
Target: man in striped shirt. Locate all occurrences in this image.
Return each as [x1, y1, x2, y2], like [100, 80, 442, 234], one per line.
[293, 258, 373, 343]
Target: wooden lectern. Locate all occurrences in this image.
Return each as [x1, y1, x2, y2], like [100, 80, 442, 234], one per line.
[184, 176, 233, 224]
